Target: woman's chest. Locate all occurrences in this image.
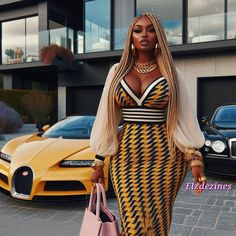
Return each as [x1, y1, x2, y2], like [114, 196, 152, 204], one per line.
[115, 76, 169, 108]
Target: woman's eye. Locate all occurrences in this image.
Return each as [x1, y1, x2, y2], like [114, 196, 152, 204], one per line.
[148, 28, 155, 32]
[133, 29, 142, 33]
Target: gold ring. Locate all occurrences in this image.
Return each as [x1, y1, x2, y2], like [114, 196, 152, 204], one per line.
[200, 176, 207, 181]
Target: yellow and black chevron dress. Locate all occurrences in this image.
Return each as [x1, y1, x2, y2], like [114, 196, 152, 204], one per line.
[110, 76, 187, 236]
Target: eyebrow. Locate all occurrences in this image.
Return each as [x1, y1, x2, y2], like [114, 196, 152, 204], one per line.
[134, 24, 154, 27]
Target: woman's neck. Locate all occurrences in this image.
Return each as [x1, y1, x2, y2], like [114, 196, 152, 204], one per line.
[136, 51, 154, 63]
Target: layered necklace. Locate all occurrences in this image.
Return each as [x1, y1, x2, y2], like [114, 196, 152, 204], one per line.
[133, 59, 157, 74]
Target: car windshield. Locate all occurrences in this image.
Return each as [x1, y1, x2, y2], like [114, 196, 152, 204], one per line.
[212, 106, 236, 128]
[42, 116, 96, 139]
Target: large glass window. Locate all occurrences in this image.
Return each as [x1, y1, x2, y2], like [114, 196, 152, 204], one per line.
[188, 0, 224, 43]
[26, 17, 39, 62]
[85, 0, 111, 52]
[2, 19, 25, 64]
[48, 10, 75, 52]
[228, 0, 236, 39]
[136, 0, 183, 45]
[114, 0, 134, 50]
[1, 16, 39, 64]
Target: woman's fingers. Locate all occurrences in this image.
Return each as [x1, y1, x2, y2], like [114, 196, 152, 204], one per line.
[90, 171, 101, 183]
[191, 166, 206, 195]
[90, 168, 105, 183]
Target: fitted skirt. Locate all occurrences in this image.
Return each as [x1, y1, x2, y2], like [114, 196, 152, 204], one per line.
[110, 121, 187, 236]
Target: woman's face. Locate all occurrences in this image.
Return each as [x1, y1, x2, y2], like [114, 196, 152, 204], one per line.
[132, 16, 157, 52]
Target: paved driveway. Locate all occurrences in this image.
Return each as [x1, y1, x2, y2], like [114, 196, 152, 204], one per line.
[0, 171, 236, 236]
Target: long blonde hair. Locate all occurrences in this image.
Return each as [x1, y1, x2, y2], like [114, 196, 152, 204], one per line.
[108, 13, 179, 152]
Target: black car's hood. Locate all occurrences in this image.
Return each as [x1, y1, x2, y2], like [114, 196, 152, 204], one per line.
[205, 126, 236, 139]
[217, 129, 236, 138]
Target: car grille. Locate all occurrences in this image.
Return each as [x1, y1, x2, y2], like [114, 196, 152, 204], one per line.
[12, 166, 33, 195]
[44, 181, 86, 191]
[0, 173, 8, 185]
[231, 140, 236, 157]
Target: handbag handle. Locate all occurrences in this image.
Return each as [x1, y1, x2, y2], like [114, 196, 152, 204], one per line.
[88, 183, 108, 219]
[88, 184, 101, 218]
[97, 183, 108, 208]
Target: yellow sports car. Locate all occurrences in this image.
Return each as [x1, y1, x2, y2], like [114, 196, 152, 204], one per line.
[0, 116, 115, 200]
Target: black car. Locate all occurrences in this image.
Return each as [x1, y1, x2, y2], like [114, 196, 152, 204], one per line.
[201, 105, 236, 177]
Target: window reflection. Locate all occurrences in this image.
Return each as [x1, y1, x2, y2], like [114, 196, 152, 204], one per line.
[85, 0, 111, 52]
[228, 0, 236, 39]
[49, 19, 66, 47]
[1, 16, 38, 64]
[48, 11, 74, 53]
[2, 19, 25, 64]
[136, 0, 183, 45]
[188, 0, 224, 43]
[77, 31, 84, 53]
[26, 17, 39, 62]
[114, 0, 134, 50]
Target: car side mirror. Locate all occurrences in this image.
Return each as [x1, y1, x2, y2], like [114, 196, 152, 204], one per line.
[201, 116, 209, 126]
[42, 124, 50, 131]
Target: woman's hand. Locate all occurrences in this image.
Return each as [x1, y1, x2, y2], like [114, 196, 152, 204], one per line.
[190, 165, 206, 195]
[90, 166, 105, 185]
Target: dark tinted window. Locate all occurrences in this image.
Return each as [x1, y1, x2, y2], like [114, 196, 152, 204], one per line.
[42, 116, 96, 139]
[212, 106, 236, 128]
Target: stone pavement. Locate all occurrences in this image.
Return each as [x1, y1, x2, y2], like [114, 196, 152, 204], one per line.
[0, 170, 236, 236]
[169, 171, 236, 236]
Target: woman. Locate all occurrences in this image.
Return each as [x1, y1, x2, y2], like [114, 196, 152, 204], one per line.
[90, 13, 206, 236]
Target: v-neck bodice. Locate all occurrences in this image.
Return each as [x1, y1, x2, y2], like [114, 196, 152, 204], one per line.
[115, 76, 169, 108]
[120, 76, 166, 106]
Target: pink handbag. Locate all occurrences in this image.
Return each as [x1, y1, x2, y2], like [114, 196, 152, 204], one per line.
[79, 183, 120, 236]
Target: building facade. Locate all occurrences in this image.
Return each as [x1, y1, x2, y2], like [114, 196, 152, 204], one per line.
[0, 0, 236, 121]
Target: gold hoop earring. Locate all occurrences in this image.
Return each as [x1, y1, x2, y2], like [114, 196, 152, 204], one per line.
[131, 44, 137, 58]
[155, 43, 160, 57]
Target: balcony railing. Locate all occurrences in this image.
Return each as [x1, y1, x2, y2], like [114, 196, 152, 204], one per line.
[1, 27, 76, 65]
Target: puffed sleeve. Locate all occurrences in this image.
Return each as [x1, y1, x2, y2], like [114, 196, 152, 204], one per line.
[90, 63, 122, 158]
[173, 68, 205, 159]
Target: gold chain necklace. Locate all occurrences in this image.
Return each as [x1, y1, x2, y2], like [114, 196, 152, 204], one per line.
[133, 59, 157, 74]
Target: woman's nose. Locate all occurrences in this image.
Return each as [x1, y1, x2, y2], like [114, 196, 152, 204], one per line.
[141, 29, 148, 37]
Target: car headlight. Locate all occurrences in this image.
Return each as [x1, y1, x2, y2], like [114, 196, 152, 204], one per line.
[205, 140, 211, 146]
[60, 160, 94, 167]
[0, 151, 12, 163]
[212, 140, 226, 153]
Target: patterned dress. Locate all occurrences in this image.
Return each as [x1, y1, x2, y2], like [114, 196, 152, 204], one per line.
[110, 76, 187, 236]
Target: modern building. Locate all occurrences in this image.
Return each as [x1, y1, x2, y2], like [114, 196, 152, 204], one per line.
[0, 0, 236, 121]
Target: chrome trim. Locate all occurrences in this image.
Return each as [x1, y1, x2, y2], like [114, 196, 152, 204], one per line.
[12, 192, 30, 199]
[207, 153, 228, 157]
[205, 154, 236, 160]
[229, 138, 236, 159]
[11, 166, 34, 199]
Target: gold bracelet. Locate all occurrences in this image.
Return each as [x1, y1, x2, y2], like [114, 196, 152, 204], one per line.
[91, 159, 105, 168]
[187, 155, 203, 164]
[184, 148, 203, 162]
[189, 160, 204, 171]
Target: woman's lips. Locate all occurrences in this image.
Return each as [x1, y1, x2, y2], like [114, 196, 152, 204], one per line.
[140, 39, 150, 45]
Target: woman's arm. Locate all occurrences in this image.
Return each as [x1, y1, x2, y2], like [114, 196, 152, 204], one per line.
[89, 63, 121, 178]
[173, 68, 206, 192]
[90, 63, 121, 157]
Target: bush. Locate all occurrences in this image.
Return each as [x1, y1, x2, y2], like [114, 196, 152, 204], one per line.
[0, 101, 23, 133]
[21, 91, 53, 130]
[0, 89, 57, 123]
[40, 44, 73, 64]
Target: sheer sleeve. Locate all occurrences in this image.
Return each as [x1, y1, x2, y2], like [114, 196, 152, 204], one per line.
[173, 68, 205, 161]
[90, 63, 121, 158]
